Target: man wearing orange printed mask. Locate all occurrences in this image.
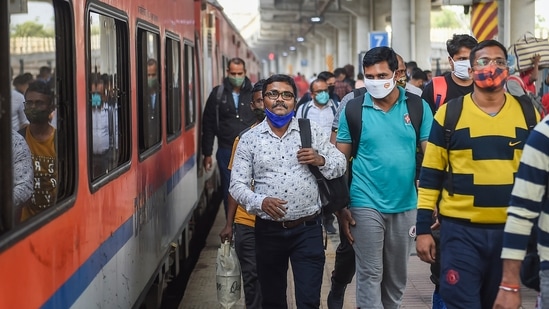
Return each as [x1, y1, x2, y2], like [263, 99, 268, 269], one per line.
[416, 40, 540, 309]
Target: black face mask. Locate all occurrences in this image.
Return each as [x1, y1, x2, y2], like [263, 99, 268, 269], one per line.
[328, 85, 335, 96]
[253, 108, 265, 122]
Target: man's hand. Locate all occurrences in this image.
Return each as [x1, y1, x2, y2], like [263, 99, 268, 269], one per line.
[416, 234, 436, 264]
[219, 224, 233, 243]
[297, 148, 325, 166]
[533, 53, 541, 65]
[335, 208, 355, 244]
[261, 197, 288, 220]
[203, 156, 212, 171]
[431, 208, 440, 230]
[492, 290, 521, 309]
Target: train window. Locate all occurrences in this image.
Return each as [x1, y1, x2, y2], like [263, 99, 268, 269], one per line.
[184, 43, 196, 129]
[4, 0, 76, 228]
[166, 37, 182, 138]
[87, 12, 130, 181]
[137, 29, 161, 153]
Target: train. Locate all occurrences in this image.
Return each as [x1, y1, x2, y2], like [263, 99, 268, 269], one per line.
[0, 0, 260, 308]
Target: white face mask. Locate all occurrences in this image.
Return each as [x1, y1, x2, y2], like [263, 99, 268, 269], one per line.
[363, 72, 396, 99]
[452, 59, 471, 80]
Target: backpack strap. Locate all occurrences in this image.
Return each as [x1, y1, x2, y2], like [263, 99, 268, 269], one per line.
[298, 118, 312, 148]
[404, 91, 424, 146]
[352, 87, 367, 98]
[432, 76, 447, 110]
[515, 94, 538, 131]
[443, 96, 464, 196]
[345, 94, 365, 159]
[215, 84, 225, 130]
[302, 103, 312, 119]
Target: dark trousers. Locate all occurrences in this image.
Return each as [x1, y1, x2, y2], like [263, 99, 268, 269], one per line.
[331, 220, 355, 285]
[255, 216, 325, 309]
[234, 223, 262, 309]
[439, 220, 503, 309]
[216, 147, 232, 216]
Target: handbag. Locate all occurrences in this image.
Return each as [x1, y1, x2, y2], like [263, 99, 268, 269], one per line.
[509, 32, 549, 72]
[298, 118, 349, 214]
[216, 241, 242, 308]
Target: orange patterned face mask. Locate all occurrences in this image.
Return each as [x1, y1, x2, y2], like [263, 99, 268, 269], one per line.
[473, 66, 509, 91]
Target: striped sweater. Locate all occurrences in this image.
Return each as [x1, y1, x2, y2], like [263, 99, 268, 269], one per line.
[501, 116, 549, 271]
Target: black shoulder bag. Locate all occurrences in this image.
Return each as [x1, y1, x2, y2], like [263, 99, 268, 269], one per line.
[298, 118, 349, 214]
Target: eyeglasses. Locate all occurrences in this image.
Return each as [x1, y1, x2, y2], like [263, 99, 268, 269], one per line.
[475, 57, 508, 68]
[264, 91, 295, 101]
[24, 100, 49, 107]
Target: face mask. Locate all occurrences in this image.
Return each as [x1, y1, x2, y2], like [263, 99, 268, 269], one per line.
[452, 59, 471, 80]
[229, 76, 245, 88]
[264, 108, 294, 128]
[253, 108, 265, 122]
[148, 77, 158, 89]
[91, 93, 102, 107]
[363, 73, 396, 99]
[315, 91, 330, 105]
[328, 85, 335, 96]
[473, 66, 509, 91]
[396, 76, 406, 87]
[25, 108, 51, 124]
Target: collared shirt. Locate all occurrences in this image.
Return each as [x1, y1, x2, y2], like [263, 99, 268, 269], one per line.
[230, 117, 347, 221]
[337, 87, 433, 213]
[296, 99, 338, 135]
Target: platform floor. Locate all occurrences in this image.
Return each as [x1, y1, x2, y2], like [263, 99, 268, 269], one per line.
[180, 207, 538, 308]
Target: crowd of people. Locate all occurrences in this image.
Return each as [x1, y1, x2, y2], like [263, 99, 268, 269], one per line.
[209, 33, 549, 309]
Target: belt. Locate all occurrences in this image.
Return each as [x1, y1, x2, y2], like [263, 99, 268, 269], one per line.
[259, 212, 320, 229]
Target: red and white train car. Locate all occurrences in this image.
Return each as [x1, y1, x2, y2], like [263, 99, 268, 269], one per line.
[0, 0, 259, 307]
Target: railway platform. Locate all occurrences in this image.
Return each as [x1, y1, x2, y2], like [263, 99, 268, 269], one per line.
[180, 207, 539, 309]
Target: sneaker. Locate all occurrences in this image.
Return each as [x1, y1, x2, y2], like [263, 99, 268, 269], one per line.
[432, 291, 447, 309]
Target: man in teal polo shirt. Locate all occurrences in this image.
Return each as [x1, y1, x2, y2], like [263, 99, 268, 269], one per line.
[336, 46, 433, 309]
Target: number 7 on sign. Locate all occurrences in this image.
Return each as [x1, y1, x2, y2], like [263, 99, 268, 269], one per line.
[369, 32, 388, 48]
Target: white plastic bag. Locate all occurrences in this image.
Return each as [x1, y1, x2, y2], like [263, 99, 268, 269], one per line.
[216, 241, 241, 308]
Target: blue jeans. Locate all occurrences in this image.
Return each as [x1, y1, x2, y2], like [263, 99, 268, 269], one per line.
[255, 216, 325, 309]
[216, 147, 232, 216]
[439, 220, 503, 309]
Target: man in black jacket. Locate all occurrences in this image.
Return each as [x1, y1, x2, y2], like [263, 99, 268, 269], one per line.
[201, 57, 256, 216]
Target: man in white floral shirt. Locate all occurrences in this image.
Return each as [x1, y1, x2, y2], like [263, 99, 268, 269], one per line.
[230, 74, 346, 309]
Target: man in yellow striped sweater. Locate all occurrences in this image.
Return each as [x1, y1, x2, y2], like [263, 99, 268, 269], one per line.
[416, 40, 540, 309]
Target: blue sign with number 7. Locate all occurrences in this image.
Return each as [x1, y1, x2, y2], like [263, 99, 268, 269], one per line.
[369, 32, 389, 49]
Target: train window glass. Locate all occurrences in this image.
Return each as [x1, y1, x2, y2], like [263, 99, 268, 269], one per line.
[88, 12, 130, 181]
[137, 30, 161, 152]
[7, 0, 75, 227]
[184, 44, 196, 129]
[166, 38, 182, 137]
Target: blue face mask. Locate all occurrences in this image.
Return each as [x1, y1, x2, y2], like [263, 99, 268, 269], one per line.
[315, 91, 329, 105]
[265, 108, 294, 128]
[91, 93, 102, 107]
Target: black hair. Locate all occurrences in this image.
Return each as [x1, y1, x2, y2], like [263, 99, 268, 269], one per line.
[333, 68, 346, 78]
[362, 46, 398, 72]
[410, 68, 428, 81]
[252, 79, 265, 93]
[13, 73, 34, 86]
[39, 66, 52, 76]
[228, 57, 246, 70]
[469, 39, 508, 68]
[406, 61, 418, 69]
[262, 74, 297, 98]
[446, 34, 478, 58]
[317, 71, 335, 81]
[309, 79, 326, 93]
[25, 80, 54, 105]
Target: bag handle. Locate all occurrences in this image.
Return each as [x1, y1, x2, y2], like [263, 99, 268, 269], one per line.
[518, 31, 540, 44]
